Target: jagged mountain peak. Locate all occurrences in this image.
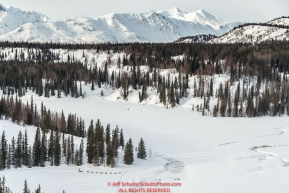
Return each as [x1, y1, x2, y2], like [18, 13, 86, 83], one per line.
[158, 7, 186, 18]
[188, 9, 225, 25]
[166, 7, 184, 14]
[157, 8, 228, 27]
[194, 9, 217, 20]
[195, 9, 208, 14]
[172, 7, 182, 11]
[195, 9, 212, 15]
[146, 9, 156, 14]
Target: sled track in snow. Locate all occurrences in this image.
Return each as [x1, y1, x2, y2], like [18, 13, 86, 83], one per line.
[251, 128, 289, 168]
[116, 155, 184, 192]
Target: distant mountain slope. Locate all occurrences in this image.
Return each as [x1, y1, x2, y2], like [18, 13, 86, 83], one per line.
[0, 5, 242, 43]
[0, 4, 50, 35]
[157, 8, 240, 32]
[267, 16, 289, 26]
[209, 17, 289, 43]
[174, 34, 217, 43]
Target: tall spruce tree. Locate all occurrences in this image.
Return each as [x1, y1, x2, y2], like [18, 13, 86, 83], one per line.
[54, 131, 61, 166]
[79, 138, 84, 166]
[48, 131, 54, 165]
[137, 138, 147, 160]
[6, 144, 11, 169]
[1, 131, 7, 169]
[23, 179, 30, 193]
[22, 130, 29, 166]
[70, 136, 74, 164]
[111, 127, 119, 158]
[15, 131, 23, 168]
[106, 137, 113, 167]
[40, 130, 47, 167]
[119, 129, 124, 148]
[32, 127, 41, 166]
[123, 138, 134, 165]
[66, 137, 71, 165]
[86, 120, 94, 164]
[11, 137, 16, 167]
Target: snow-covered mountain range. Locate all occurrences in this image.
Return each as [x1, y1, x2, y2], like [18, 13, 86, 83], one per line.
[209, 17, 289, 43]
[0, 4, 242, 43]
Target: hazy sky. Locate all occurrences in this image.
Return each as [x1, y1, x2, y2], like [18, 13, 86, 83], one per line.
[1, 0, 288, 22]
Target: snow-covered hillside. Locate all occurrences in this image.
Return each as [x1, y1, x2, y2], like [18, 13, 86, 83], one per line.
[158, 8, 234, 31]
[267, 17, 289, 26]
[174, 34, 217, 43]
[0, 5, 242, 43]
[209, 17, 289, 43]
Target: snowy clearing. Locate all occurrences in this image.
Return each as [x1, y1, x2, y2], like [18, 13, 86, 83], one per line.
[1, 93, 289, 193]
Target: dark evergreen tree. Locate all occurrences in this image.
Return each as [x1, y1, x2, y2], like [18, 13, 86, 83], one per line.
[11, 137, 15, 167]
[40, 130, 47, 167]
[70, 136, 74, 164]
[66, 137, 71, 165]
[105, 124, 111, 145]
[119, 129, 124, 148]
[106, 140, 113, 167]
[22, 130, 29, 167]
[54, 131, 61, 166]
[74, 148, 80, 166]
[137, 138, 147, 160]
[23, 179, 30, 193]
[210, 78, 214, 97]
[48, 131, 54, 165]
[6, 144, 11, 169]
[62, 134, 67, 161]
[123, 138, 134, 165]
[34, 185, 42, 193]
[15, 131, 23, 168]
[79, 138, 84, 166]
[32, 128, 41, 166]
[1, 131, 7, 169]
[111, 126, 119, 158]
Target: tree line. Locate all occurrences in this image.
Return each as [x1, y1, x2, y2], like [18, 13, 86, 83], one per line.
[0, 94, 148, 170]
[0, 123, 147, 170]
[0, 95, 85, 137]
[0, 122, 84, 170]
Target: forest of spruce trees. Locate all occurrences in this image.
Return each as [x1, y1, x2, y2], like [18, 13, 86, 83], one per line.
[0, 40, 289, 181]
[0, 40, 288, 176]
[0, 39, 288, 193]
[0, 41, 288, 117]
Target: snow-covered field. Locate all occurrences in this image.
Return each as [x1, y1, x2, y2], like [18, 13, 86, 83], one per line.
[2, 92, 289, 193]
